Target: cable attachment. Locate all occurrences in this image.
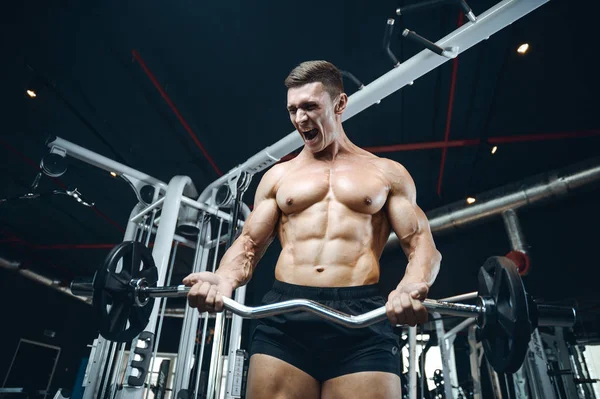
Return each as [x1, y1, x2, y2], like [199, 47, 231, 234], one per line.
[396, 0, 476, 23]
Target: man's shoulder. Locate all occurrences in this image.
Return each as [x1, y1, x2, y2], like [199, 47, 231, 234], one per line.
[370, 156, 410, 178]
[258, 160, 293, 193]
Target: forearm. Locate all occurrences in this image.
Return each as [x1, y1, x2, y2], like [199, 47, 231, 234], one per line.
[214, 233, 269, 289]
[399, 240, 441, 288]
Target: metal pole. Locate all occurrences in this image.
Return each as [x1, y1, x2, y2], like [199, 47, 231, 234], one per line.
[468, 325, 483, 399]
[432, 313, 454, 399]
[527, 329, 556, 399]
[439, 291, 478, 302]
[46, 136, 167, 192]
[143, 243, 179, 399]
[408, 326, 417, 399]
[172, 216, 212, 396]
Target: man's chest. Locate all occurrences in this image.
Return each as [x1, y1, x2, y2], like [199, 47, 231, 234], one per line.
[275, 161, 390, 215]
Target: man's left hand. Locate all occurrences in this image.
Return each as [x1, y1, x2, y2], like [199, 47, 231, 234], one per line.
[386, 281, 429, 326]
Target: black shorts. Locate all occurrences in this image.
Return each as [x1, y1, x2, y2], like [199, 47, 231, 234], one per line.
[250, 280, 401, 381]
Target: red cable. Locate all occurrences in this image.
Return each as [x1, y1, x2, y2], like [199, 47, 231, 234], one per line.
[437, 12, 465, 196]
[132, 50, 223, 176]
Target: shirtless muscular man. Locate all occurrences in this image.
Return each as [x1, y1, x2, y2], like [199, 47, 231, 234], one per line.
[184, 60, 442, 399]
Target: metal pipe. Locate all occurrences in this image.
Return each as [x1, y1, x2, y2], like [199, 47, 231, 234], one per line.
[384, 19, 400, 67]
[444, 317, 477, 340]
[502, 209, 528, 254]
[46, 136, 167, 192]
[387, 157, 600, 245]
[408, 326, 417, 399]
[439, 291, 478, 302]
[468, 325, 483, 399]
[1, 264, 91, 304]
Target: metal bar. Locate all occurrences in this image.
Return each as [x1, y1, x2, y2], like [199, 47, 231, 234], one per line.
[207, 313, 226, 399]
[180, 197, 244, 226]
[468, 325, 483, 399]
[444, 317, 477, 340]
[527, 329, 557, 399]
[47, 137, 167, 191]
[408, 326, 417, 399]
[130, 197, 165, 223]
[172, 217, 212, 395]
[439, 291, 478, 302]
[139, 288, 482, 326]
[192, 219, 213, 399]
[502, 209, 528, 254]
[387, 157, 600, 246]
[433, 313, 455, 399]
[143, 243, 179, 399]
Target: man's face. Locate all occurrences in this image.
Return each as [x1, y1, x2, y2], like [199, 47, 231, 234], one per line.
[287, 82, 339, 153]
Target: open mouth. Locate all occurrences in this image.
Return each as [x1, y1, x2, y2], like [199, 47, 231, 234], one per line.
[302, 128, 319, 142]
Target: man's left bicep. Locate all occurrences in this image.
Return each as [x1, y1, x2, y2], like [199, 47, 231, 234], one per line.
[387, 196, 433, 255]
[386, 195, 420, 245]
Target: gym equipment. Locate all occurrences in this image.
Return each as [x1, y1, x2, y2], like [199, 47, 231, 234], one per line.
[71, 241, 577, 374]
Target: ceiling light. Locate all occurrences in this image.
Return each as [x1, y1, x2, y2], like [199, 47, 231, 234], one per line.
[466, 197, 476, 204]
[491, 145, 498, 154]
[26, 90, 37, 98]
[517, 43, 529, 54]
[110, 172, 117, 177]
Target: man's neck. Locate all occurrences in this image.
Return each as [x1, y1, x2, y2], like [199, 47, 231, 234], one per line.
[304, 126, 357, 162]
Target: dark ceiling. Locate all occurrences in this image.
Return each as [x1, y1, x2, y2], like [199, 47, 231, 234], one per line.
[1, 0, 600, 334]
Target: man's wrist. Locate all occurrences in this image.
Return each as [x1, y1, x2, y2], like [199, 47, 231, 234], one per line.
[214, 269, 242, 290]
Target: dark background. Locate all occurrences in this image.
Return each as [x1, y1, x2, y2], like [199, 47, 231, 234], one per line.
[1, 0, 599, 396]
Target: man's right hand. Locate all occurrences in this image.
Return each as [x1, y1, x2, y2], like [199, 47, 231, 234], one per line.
[183, 272, 234, 313]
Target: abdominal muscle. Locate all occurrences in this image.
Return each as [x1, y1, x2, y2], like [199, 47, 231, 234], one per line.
[274, 200, 389, 287]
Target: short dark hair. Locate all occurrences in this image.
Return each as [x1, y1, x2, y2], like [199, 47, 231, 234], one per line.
[284, 61, 344, 100]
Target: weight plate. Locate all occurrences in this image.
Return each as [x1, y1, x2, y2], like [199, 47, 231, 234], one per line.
[93, 241, 158, 343]
[477, 256, 531, 374]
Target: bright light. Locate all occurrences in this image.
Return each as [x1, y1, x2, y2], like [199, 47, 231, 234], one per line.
[110, 171, 117, 177]
[26, 90, 37, 98]
[466, 197, 476, 204]
[517, 43, 529, 54]
[491, 145, 498, 154]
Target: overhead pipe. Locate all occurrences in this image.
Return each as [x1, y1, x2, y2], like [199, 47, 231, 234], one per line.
[386, 156, 600, 246]
[0, 258, 91, 304]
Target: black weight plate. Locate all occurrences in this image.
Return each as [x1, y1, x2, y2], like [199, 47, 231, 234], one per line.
[477, 256, 531, 374]
[93, 241, 158, 343]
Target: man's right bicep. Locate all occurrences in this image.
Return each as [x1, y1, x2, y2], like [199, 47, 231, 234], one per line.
[243, 197, 280, 247]
[243, 165, 284, 246]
